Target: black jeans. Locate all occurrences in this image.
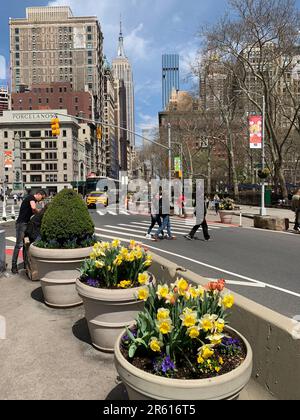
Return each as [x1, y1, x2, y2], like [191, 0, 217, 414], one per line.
[147, 214, 161, 234]
[189, 219, 210, 240]
[12, 222, 27, 267]
[294, 209, 300, 230]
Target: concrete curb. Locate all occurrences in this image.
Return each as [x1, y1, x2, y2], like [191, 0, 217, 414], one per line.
[149, 251, 300, 400]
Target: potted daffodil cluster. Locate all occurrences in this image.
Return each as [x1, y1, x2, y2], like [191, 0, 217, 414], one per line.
[114, 278, 253, 400]
[76, 239, 154, 352]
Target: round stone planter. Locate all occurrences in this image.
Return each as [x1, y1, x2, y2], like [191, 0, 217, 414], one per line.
[219, 210, 233, 224]
[30, 244, 93, 308]
[114, 326, 253, 400]
[76, 277, 154, 353]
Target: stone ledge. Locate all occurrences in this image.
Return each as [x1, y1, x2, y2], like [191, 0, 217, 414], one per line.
[254, 215, 289, 231]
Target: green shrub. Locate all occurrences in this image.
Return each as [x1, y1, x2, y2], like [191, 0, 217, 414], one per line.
[40, 189, 95, 248]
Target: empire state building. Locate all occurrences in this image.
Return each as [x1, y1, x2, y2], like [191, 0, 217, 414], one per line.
[112, 21, 135, 147]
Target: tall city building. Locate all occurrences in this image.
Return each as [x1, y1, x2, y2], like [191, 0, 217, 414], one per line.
[162, 54, 180, 110]
[9, 6, 104, 119]
[103, 58, 119, 179]
[0, 86, 9, 116]
[112, 21, 135, 148]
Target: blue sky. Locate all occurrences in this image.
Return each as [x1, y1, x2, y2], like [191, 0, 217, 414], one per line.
[2, 0, 299, 145]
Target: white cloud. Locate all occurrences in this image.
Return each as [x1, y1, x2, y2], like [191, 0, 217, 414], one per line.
[0, 55, 6, 80]
[125, 24, 151, 60]
[137, 113, 158, 132]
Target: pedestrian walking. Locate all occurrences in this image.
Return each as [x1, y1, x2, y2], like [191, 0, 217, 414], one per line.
[292, 189, 300, 233]
[214, 194, 220, 214]
[153, 191, 176, 240]
[145, 192, 162, 239]
[11, 190, 47, 274]
[13, 193, 18, 205]
[184, 203, 211, 241]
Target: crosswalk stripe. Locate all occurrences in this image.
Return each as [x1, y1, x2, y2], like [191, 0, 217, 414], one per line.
[104, 224, 193, 236]
[139, 220, 221, 230]
[124, 222, 192, 233]
[95, 227, 153, 241]
[6, 237, 16, 243]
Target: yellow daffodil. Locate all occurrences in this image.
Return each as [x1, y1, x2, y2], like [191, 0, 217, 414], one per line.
[197, 286, 205, 299]
[199, 314, 218, 332]
[174, 278, 189, 296]
[206, 334, 224, 345]
[129, 240, 136, 248]
[118, 280, 132, 289]
[113, 256, 123, 266]
[107, 266, 112, 272]
[197, 355, 204, 364]
[143, 255, 152, 267]
[101, 242, 111, 250]
[219, 357, 224, 365]
[180, 308, 198, 328]
[157, 284, 169, 299]
[157, 318, 173, 335]
[198, 345, 214, 360]
[119, 247, 129, 258]
[188, 286, 198, 299]
[215, 366, 221, 373]
[187, 326, 200, 339]
[157, 308, 170, 321]
[95, 260, 105, 269]
[137, 286, 150, 301]
[138, 272, 150, 285]
[215, 319, 225, 333]
[90, 252, 97, 260]
[112, 239, 121, 248]
[222, 294, 234, 309]
[126, 252, 135, 262]
[149, 337, 162, 353]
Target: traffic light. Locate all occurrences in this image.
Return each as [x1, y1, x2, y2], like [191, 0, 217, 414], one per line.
[96, 126, 102, 141]
[51, 117, 60, 137]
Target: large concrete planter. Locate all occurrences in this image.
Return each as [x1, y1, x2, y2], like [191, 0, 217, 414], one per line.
[219, 210, 233, 224]
[30, 244, 93, 308]
[114, 326, 253, 400]
[76, 277, 153, 353]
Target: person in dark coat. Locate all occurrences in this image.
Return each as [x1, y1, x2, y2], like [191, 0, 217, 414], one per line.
[184, 202, 210, 241]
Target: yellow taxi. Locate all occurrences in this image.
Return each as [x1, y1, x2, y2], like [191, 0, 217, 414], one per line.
[86, 191, 108, 208]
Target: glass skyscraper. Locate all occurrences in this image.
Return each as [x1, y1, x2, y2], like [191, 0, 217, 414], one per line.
[162, 54, 180, 110]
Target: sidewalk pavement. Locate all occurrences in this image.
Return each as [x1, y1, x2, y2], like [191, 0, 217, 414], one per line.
[0, 254, 275, 400]
[236, 205, 295, 224]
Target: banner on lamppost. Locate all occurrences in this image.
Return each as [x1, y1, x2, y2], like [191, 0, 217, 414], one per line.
[249, 116, 262, 149]
[174, 157, 181, 172]
[4, 151, 13, 168]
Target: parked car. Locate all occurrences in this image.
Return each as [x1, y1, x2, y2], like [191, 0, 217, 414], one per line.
[86, 191, 108, 208]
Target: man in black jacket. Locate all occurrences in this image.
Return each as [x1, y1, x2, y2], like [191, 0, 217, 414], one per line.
[184, 203, 210, 241]
[11, 190, 46, 274]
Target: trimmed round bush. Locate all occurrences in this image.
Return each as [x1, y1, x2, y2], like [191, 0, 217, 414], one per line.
[40, 189, 95, 246]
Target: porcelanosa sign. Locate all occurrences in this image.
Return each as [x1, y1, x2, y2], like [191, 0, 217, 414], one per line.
[12, 112, 56, 121]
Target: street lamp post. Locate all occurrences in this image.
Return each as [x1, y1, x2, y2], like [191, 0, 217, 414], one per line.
[168, 123, 172, 185]
[235, 90, 267, 216]
[260, 95, 267, 216]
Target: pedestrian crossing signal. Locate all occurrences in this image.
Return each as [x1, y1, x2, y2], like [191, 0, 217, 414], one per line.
[51, 117, 60, 137]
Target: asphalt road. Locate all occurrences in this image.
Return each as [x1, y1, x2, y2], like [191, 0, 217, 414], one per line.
[3, 209, 299, 318]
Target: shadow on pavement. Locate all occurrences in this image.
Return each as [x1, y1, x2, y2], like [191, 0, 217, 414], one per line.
[72, 317, 92, 345]
[105, 382, 128, 400]
[31, 287, 44, 303]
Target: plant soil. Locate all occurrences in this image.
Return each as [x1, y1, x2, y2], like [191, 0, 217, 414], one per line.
[121, 332, 247, 380]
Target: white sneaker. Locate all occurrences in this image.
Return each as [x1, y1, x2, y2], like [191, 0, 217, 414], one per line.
[145, 234, 152, 239]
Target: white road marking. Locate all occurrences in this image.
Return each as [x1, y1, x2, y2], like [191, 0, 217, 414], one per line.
[206, 278, 266, 288]
[95, 228, 300, 298]
[6, 237, 16, 243]
[116, 224, 191, 235]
